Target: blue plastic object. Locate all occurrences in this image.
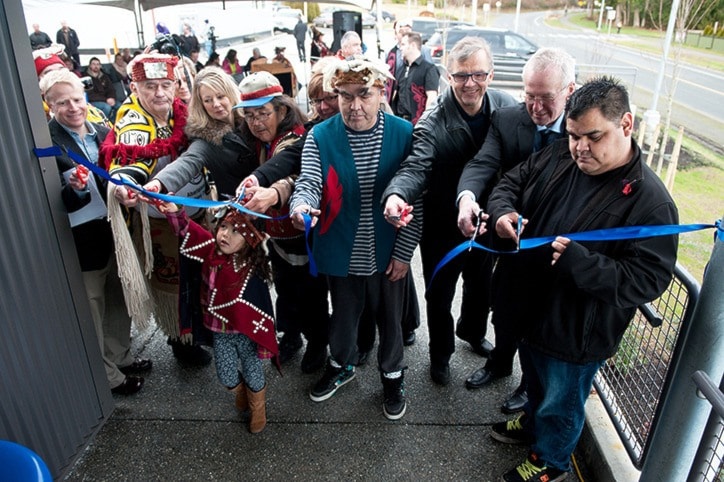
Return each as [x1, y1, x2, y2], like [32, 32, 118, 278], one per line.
[0, 440, 52, 481]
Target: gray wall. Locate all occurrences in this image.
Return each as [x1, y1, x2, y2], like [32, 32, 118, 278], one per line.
[0, 0, 114, 478]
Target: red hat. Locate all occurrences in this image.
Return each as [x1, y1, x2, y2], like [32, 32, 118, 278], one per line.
[34, 53, 65, 77]
[130, 54, 178, 82]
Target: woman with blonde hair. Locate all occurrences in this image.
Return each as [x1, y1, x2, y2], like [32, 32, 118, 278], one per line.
[146, 66, 256, 197]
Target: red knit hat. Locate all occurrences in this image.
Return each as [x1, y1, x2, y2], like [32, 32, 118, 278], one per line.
[34, 53, 65, 77]
[130, 54, 178, 82]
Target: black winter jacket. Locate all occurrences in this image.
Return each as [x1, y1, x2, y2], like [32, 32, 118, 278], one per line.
[382, 87, 516, 238]
[488, 139, 679, 363]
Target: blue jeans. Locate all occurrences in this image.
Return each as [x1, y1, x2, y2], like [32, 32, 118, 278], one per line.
[519, 343, 603, 471]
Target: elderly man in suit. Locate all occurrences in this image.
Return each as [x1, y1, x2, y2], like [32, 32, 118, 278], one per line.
[40, 69, 150, 395]
[455, 47, 576, 414]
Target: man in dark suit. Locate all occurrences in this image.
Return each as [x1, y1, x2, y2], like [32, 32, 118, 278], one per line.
[382, 37, 517, 386]
[456, 48, 576, 413]
[41, 69, 151, 395]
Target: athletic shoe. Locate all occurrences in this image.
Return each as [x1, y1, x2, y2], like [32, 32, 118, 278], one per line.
[491, 413, 534, 445]
[381, 374, 406, 420]
[309, 362, 355, 402]
[501, 452, 568, 482]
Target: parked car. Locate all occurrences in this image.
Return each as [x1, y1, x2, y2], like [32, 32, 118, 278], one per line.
[427, 26, 538, 82]
[273, 8, 305, 34]
[369, 9, 396, 23]
[313, 10, 375, 29]
[410, 17, 473, 44]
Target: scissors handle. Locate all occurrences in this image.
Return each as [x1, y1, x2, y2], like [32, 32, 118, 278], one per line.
[468, 209, 484, 251]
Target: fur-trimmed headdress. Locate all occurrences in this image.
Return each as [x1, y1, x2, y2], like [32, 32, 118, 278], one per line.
[321, 55, 394, 92]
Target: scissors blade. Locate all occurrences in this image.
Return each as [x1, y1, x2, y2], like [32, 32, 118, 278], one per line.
[516, 215, 523, 251]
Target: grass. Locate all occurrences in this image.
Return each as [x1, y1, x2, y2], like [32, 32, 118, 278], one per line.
[550, 13, 724, 72]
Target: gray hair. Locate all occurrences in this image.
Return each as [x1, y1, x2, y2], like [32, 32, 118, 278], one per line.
[340, 30, 361, 48]
[522, 47, 576, 88]
[446, 37, 493, 71]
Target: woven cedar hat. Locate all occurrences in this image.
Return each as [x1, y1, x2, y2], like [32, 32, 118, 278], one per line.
[234, 71, 283, 109]
[129, 54, 178, 82]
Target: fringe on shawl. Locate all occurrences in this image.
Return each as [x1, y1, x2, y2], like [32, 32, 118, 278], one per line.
[107, 183, 154, 331]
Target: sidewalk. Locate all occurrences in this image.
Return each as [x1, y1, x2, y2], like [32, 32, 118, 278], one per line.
[63, 252, 589, 481]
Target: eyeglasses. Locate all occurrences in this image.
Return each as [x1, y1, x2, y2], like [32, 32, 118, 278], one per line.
[243, 109, 274, 123]
[309, 95, 338, 106]
[450, 71, 489, 84]
[524, 86, 568, 105]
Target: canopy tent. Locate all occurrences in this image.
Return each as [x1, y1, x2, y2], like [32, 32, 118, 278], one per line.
[26, 0, 375, 48]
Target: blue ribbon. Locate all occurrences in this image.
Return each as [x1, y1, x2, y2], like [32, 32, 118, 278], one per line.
[34, 146, 271, 219]
[429, 220, 722, 290]
[301, 212, 318, 277]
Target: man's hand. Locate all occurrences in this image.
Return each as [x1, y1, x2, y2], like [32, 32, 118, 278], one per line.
[551, 236, 571, 266]
[243, 186, 279, 214]
[383, 194, 414, 228]
[69, 165, 88, 191]
[385, 259, 409, 282]
[495, 212, 527, 243]
[236, 175, 259, 198]
[291, 206, 320, 231]
[457, 195, 486, 237]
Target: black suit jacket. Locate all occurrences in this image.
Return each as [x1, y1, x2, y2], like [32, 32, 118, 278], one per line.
[457, 103, 540, 205]
[49, 119, 114, 271]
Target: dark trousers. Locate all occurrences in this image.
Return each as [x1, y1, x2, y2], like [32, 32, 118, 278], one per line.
[483, 309, 518, 377]
[327, 272, 406, 374]
[270, 246, 329, 347]
[357, 269, 420, 352]
[420, 234, 493, 366]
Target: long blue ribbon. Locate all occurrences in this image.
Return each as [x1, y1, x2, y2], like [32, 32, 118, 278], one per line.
[301, 213, 318, 277]
[428, 220, 722, 290]
[34, 146, 271, 219]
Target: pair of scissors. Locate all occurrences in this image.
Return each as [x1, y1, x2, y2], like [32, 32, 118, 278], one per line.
[516, 214, 524, 251]
[468, 209, 485, 251]
[387, 205, 412, 223]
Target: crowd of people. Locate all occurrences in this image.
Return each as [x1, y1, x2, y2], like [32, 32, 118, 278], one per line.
[33, 16, 679, 482]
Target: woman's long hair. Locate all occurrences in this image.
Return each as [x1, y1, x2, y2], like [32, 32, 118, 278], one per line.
[186, 66, 242, 130]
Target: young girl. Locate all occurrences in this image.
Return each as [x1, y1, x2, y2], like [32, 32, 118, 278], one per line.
[157, 200, 277, 433]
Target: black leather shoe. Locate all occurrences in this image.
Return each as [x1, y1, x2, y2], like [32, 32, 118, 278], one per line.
[119, 357, 152, 375]
[403, 331, 416, 346]
[430, 362, 451, 386]
[465, 367, 507, 389]
[501, 388, 528, 414]
[111, 375, 144, 395]
[278, 333, 303, 363]
[301, 342, 328, 374]
[356, 349, 371, 366]
[466, 338, 493, 357]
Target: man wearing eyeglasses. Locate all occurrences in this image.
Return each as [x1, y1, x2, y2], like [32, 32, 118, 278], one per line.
[382, 37, 516, 386]
[455, 48, 576, 414]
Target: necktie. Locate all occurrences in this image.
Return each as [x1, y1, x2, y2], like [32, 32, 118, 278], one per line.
[534, 128, 557, 152]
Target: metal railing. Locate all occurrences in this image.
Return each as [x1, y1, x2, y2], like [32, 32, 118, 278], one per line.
[592, 263, 700, 469]
[689, 371, 724, 481]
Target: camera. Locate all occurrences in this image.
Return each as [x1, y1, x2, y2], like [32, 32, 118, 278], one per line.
[150, 33, 185, 56]
[79, 76, 93, 90]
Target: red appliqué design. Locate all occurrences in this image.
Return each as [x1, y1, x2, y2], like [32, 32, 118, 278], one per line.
[320, 165, 343, 235]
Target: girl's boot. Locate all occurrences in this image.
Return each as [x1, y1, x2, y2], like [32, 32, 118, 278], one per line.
[231, 383, 248, 412]
[246, 385, 267, 433]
